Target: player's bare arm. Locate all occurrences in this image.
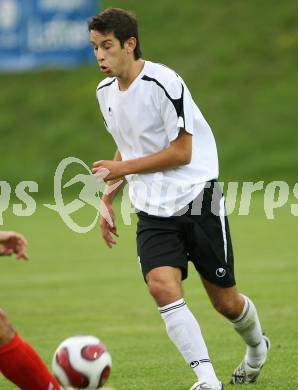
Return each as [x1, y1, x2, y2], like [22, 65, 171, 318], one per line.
[102, 149, 126, 200]
[92, 129, 192, 181]
[0, 231, 28, 260]
[99, 150, 126, 248]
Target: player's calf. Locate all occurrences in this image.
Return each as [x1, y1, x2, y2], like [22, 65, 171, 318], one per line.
[201, 278, 244, 320]
[0, 309, 15, 345]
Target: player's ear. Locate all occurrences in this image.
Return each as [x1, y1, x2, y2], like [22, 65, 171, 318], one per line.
[125, 37, 137, 55]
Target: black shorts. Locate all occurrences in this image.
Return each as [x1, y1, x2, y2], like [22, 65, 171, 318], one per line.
[136, 180, 236, 288]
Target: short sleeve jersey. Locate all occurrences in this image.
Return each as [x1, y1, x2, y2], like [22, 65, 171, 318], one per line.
[96, 61, 219, 217]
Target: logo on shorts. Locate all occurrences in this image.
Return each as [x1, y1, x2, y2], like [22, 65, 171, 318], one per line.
[190, 361, 200, 368]
[216, 268, 226, 277]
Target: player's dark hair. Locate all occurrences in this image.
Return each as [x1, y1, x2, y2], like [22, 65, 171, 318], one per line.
[88, 8, 142, 60]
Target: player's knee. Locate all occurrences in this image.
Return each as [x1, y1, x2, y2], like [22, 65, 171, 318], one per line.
[146, 267, 182, 306]
[147, 278, 181, 305]
[0, 309, 15, 345]
[147, 279, 165, 299]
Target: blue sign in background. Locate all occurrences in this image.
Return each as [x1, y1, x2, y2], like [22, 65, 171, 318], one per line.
[0, 0, 99, 71]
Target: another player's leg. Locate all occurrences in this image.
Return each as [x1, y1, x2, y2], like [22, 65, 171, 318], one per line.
[201, 280, 270, 384]
[146, 266, 223, 390]
[0, 308, 62, 390]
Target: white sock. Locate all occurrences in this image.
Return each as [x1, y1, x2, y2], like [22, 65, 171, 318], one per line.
[231, 295, 267, 367]
[159, 299, 220, 386]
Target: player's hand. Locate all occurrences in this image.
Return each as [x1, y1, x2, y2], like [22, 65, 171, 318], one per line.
[99, 200, 119, 248]
[92, 160, 126, 181]
[0, 231, 28, 260]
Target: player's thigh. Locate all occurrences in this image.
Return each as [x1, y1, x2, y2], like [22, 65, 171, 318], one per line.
[136, 211, 189, 281]
[188, 180, 236, 288]
[146, 265, 182, 286]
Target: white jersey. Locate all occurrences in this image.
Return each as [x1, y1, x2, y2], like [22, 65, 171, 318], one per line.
[96, 60, 219, 217]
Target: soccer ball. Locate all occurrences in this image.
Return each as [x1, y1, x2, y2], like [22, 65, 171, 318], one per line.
[52, 335, 112, 389]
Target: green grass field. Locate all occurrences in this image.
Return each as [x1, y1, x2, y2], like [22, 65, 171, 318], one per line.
[0, 0, 297, 389]
[0, 0, 297, 193]
[1, 195, 297, 389]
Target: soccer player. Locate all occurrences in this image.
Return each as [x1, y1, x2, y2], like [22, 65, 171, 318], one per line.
[0, 231, 64, 390]
[90, 8, 270, 390]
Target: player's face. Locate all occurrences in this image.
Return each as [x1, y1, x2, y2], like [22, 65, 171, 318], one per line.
[90, 30, 128, 77]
